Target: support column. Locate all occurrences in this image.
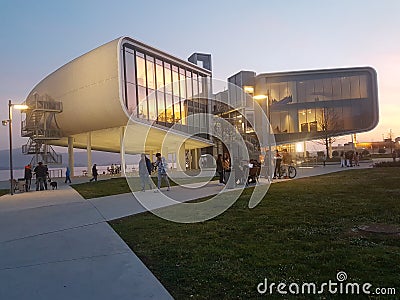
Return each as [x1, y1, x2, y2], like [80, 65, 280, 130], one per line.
[68, 137, 74, 177]
[193, 148, 199, 169]
[176, 143, 186, 171]
[328, 138, 333, 158]
[87, 132, 92, 177]
[120, 126, 126, 176]
[303, 141, 307, 159]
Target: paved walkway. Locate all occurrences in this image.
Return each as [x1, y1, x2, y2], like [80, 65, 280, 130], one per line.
[0, 162, 372, 299]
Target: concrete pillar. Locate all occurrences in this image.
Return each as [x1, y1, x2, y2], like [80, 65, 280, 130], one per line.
[68, 137, 74, 177]
[176, 144, 186, 171]
[87, 132, 92, 177]
[193, 148, 199, 169]
[120, 126, 126, 176]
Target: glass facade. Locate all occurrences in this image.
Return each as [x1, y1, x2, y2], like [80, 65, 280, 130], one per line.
[253, 68, 378, 144]
[122, 43, 210, 134]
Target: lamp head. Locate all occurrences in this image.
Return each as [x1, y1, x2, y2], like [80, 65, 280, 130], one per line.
[2, 120, 9, 126]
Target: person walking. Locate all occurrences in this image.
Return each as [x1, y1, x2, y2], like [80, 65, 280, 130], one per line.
[139, 154, 153, 191]
[24, 164, 32, 191]
[34, 162, 47, 191]
[155, 153, 170, 192]
[216, 154, 224, 186]
[65, 166, 72, 183]
[89, 164, 98, 182]
[392, 150, 397, 162]
[273, 150, 282, 179]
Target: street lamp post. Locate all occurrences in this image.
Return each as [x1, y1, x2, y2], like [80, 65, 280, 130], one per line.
[2, 100, 29, 195]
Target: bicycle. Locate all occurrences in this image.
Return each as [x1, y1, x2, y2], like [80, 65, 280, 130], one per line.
[280, 164, 297, 179]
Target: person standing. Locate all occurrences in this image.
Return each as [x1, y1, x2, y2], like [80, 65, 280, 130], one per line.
[34, 162, 47, 191]
[89, 164, 98, 182]
[340, 151, 345, 167]
[222, 153, 231, 184]
[355, 152, 360, 166]
[24, 164, 32, 192]
[216, 154, 224, 186]
[155, 153, 170, 191]
[282, 149, 291, 178]
[65, 166, 72, 183]
[139, 154, 153, 191]
[43, 164, 49, 190]
[273, 150, 282, 179]
[392, 150, 397, 162]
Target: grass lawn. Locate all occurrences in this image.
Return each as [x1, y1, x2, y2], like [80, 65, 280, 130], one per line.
[72, 176, 218, 199]
[110, 168, 400, 299]
[0, 189, 9, 196]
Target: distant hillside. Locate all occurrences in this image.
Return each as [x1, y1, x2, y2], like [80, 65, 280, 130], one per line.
[0, 148, 122, 169]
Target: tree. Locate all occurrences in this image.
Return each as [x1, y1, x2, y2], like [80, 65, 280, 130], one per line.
[315, 107, 340, 159]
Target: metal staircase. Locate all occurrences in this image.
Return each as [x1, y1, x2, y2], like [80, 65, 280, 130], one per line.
[21, 93, 63, 165]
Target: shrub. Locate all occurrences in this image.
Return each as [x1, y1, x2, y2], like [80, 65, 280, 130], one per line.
[373, 161, 400, 168]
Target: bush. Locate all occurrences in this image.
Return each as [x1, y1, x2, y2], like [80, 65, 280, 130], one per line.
[361, 149, 370, 156]
[373, 161, 400, 168]
[378, 148, 386, 154]
[332, 150, 339, 157]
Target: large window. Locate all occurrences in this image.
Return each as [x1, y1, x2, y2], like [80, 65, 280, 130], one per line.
[262, 68, 377, 143]
[123, 44, 210, 131]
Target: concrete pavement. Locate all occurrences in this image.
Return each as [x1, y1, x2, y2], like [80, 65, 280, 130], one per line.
[0, 162, 373, 299]
[0, 185, 173, 299]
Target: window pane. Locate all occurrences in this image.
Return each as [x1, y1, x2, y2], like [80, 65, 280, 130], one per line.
[186, 71, 192, 99]
[181, 99, 187, 125]
[136, 53, 146, 87]
[305, 80, 314, 102]
[165, 63, 172, 94]
[172, 66, 180, 97]
[157, 91, 165, 122]
[138, 85, 148, 120]
[296, 81, 306, 103]
[125, 51, 136, 84]
[350, 76, 360, 99]
[332, 78, 341, 100]
[359, 75, 368, 98]
[323, 78, 332, 100]
[146, 56, 155, 90]
[173, 96, 181, 123]
[314, 79, 323, 101]
[148, 89, 157, 120]
[165, 93, 173, 123]
[126, 83, 137, 116]
[156, 63, 164, 90]
[193, 73, 199, 97]
[341, 77, 351, 99]
[180, 71, 186, 99]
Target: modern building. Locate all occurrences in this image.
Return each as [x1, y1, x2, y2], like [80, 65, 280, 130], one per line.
[21, 37, 214, 175]
[20, 36, 379, 174]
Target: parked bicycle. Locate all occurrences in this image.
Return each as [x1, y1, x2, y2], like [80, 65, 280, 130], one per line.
[280, 164, 297, 179]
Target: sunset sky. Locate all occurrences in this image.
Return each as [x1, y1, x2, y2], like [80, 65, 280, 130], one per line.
[1, 0, 399, 150]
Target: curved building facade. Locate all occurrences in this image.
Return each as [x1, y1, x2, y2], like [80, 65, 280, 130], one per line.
[22, 37, 214, 173]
